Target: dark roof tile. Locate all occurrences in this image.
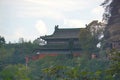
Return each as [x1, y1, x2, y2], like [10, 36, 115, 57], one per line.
[41, 27, 81, 40]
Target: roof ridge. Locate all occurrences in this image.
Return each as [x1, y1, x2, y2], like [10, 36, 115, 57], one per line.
[58, 28, 81, 29]
[40, 27, 82, 39]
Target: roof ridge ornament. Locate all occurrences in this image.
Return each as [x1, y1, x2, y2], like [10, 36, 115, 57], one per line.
[55, 25, 59, 30]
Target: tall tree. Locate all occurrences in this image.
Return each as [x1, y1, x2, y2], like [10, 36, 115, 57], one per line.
[79, 28, 99, 54]
[0, 36, 5, 48]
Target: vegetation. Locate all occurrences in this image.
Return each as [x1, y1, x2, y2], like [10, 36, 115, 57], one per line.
[0, 36, 5, 48]
[0, 35, 119, 80]
[106, 49, 120, 80]
[0, 64, 30, 80]
[79, 28, 99, 53]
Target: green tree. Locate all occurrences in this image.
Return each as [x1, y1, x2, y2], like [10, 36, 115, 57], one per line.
[0, 47, 14, 71]
[28, 55, 109, 80]
[0, 64, 30, 80]
[5, 41, 39, 64]
[0, 36, 5, 48]
[107, 49, 120, 80]
[79, 28, 98, 53]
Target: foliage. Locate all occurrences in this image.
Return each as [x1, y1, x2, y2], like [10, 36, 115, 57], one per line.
[0, 47, 14, 71]
[0, 36, 114, 80]
[0, 64, 30, 80]
[0, 47, 14, 62]
[79, 28, 99, 53]
[28, 55, 110, 80]
[0, 36, 5, 48]
[106, 49, 120, 80]
[4, 41, 39, 64]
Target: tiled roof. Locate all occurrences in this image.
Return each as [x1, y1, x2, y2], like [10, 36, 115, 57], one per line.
[41, 26, 81, 40]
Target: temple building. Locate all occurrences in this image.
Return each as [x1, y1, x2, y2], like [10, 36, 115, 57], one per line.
[104, 0, 120, 50]
[34, 25, 82, 56]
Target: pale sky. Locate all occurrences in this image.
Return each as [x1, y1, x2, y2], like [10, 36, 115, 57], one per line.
[0, 0, 105, 43]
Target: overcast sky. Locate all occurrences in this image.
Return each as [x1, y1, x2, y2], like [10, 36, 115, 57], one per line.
[0, 0, 105, 43]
